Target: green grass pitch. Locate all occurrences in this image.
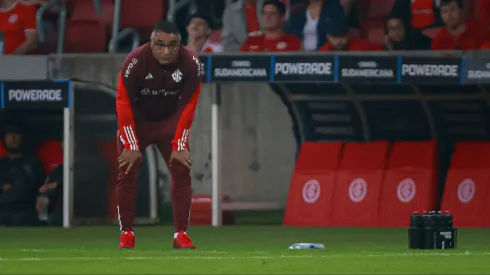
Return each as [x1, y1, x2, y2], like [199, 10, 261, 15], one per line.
[0, 226, 489, 274]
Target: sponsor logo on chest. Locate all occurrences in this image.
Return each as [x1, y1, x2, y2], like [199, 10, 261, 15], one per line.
[140, 88, 181, 96]
[140, 70, 183, 96]
[140, 68, 184, 96]
[124, 58, 138, 78]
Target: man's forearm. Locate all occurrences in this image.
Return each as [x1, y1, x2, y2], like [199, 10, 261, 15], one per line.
[11, 38, 37, 55]
[171, 85, 201, 151]
[116, 72, 140, 151]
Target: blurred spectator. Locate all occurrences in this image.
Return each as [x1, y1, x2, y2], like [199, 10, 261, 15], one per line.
[241, 0, 301, 52]
[339, 0, 361, 34]
[320, 17, 383, 51]
[36, 139, 109, 226]
[0, 124, 44, 226]
[431, 0, 487, 50]
[384, 14, 432, 50]
[391, 0, 443, 30]
[287, 0, 344, 51]
[186, 13, 223, 53]
[221, 0, 264, 52]
[0, 0, 38, 54]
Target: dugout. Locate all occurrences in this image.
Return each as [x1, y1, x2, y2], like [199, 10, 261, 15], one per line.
[0, 80, 158, 227]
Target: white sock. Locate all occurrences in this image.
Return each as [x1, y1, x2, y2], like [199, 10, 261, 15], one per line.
[174, 232, 186, 239]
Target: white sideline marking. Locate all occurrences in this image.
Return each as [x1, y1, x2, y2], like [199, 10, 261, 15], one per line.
[0, 251, 486, 262]
[0, 256, 312, 262]
[1, 249, 233, 254]
[19, 249, 46, 252]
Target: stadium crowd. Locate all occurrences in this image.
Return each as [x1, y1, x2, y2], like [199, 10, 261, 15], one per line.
[1, 0, 490, 55]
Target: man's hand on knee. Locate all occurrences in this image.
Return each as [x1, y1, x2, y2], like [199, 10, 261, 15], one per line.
[170, 149, 192, 170]
[118, 149, 143, 174]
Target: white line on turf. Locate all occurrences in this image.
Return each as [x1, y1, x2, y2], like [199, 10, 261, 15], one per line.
[0, 256, 312, 261]
[0, 249, 235, 254]
[18, 249, 46, 252]
[0, 251, 487, 262]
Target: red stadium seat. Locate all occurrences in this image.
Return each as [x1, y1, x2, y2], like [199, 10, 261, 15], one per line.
[189, 194, 235, 225]
[379, 141, 439, 227]
[69, 0, 114, 26]
[361, 0, 395, 42]
[36, 139, 63, 175]
[283, 142, 343, 227]
[120, 0, 166, 43]
[474, 0, 490, 30]
[0, 139, 7, 158]
[365, 24, 385, 45]
[65, 20, 108, 52]
[365, 0, 395, 19]
[331, 141, 390, 226]
[441, 142, 490, 227]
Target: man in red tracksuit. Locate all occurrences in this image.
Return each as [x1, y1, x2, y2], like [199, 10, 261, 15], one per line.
[115, 21, 202, 249]
[431, 0, 487, 50]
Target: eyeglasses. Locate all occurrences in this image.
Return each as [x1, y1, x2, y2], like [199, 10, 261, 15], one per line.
[153, 43, 180, 51]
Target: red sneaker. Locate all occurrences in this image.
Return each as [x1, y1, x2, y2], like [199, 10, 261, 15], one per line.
[118, 230, 135, 249]
[173, 231, 197, 249]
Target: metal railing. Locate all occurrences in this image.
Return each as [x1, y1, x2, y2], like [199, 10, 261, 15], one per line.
[109, 0, 200, 53]
[167, 0, 194, 22]
[93, 0, 103, 14]
[108, 27, 140, 53]
[108, 0, 140, 53]
[36, 0, 67, 54]
[36, 0, 198, 53]
[0, 31, 4, 55]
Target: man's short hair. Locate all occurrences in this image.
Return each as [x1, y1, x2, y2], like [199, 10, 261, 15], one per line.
[187, 13, 215, 30]
[2, 124, 23, 136]
[153, 20, 180, 35]
[262, 0, 286, 16]
[326, 15, 349, 37]
[440, 0, 463, 9]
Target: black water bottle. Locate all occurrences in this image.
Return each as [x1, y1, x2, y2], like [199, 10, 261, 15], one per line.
[423, 211, 436, 249]
[434, 211, 444, 249]
[419, 211, 427, 249]
[444, 210, 453, 229]
[439, 211, 448, 231]
[444, 210, 455, 248]
[409, 212, 422, 249]
[434, 211, 442, 229]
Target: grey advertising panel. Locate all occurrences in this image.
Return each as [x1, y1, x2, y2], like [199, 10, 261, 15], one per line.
[465, 58, 490, 84]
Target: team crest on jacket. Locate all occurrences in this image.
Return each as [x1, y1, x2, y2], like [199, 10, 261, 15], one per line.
[172, 69, 182, 82]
